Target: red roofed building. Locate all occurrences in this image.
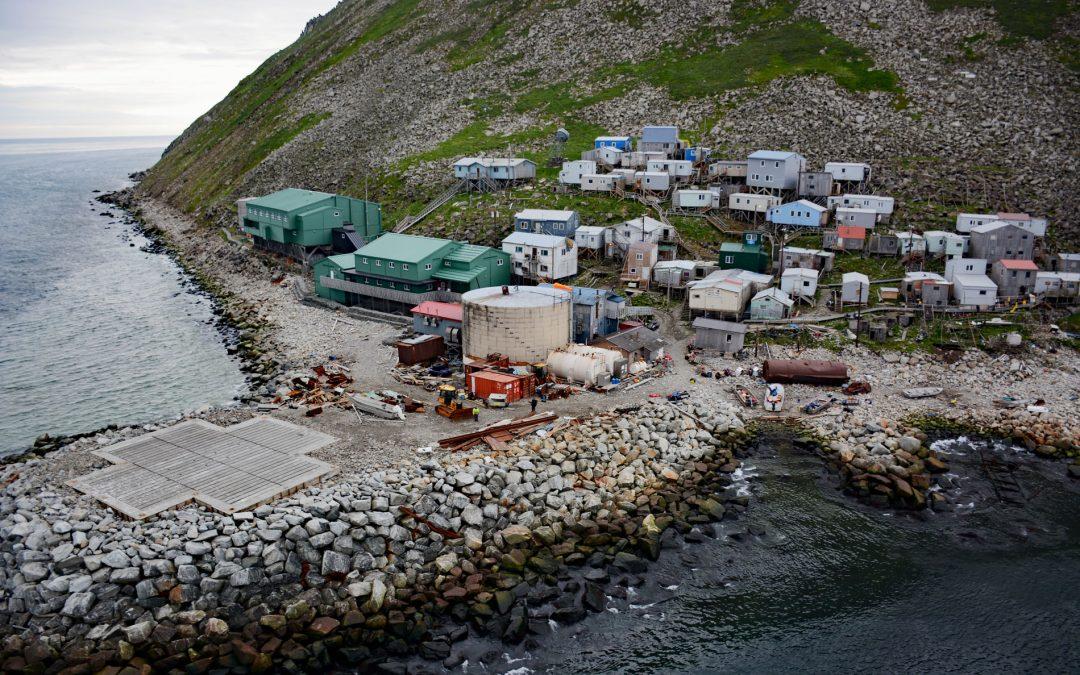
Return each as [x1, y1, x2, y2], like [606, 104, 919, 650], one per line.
[990, 259, 1039, 298]
[411, 301, 463, 344]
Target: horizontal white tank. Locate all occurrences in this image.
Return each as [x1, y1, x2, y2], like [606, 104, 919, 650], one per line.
[546, 350, 605, 385]
[462, 285, 571, 362]
[567, 344, 620, 373]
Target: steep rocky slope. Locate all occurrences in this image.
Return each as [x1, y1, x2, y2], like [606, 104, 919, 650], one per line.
[137, 0, 1079, 244]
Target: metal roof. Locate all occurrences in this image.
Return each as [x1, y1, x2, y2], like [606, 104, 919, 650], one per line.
[602, 326, 665, 353]
[953, 273, 997, 289]
[503, 231, 569, 247]
[654, 260, 697, 270]
[997, 259, 1038, 270]
[574, 225, 608, 235]
[444, 243, 494, 263]
[357, 233, 453, 263]
[970, 221, 1013, 234]
[752, 287, 794, 307]
[432, 267, 482, 283]
[620, 215, 666, 232]
[692, 317, 747, 333]
[777, 199, 826, 213]
[411, 301, 463, 322]
[596, 135, 632, 142]
[246, 188, 333, 212]
[749, 150, 799, 161]
[904, 271, 946, 281]
[321, 253, 356, 270]
[515, 209, 577, 221]
[837, 225, 867, 239]
[463, 285, 570, 307]
[641, 126, 678, 143]
[836, 207, 877, 214]
[782, 267, 818, 279]
[842, 272, 870, 284]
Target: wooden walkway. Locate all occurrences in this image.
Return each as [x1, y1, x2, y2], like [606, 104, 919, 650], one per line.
[68, 418, 336, 519]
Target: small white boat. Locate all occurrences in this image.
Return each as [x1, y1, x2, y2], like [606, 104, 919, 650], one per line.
[902, 387, 943, 399]
[348, 392, 405, 420]
[764, 383, 784, 412]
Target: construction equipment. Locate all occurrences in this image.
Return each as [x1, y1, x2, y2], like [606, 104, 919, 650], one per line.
[436, 384, 476, 421]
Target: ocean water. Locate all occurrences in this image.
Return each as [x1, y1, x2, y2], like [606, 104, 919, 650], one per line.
[0, 137, 247, 455]
[414, 432, 1080, 673]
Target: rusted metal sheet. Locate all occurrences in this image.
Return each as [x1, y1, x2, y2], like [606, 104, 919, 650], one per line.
[763, 359, 848, 385]
[396, 334, 445, 365]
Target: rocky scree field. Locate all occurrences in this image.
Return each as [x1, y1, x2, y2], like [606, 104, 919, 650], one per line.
[136, 0, 1079, 246]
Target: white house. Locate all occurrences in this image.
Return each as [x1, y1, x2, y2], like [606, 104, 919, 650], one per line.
[646, 159, 694, 179]
[559, 160, 596, 186]
[823, 162, 871, 183]
[945, 257, 988, 282]
[952, 273, 997, 308]
[501, 231, 578, 282]
[581, 173, 625, 192]
[896, 232, 926, 255]
[652, 260, 698, 289]
[687, 272, 754, 318]
[994, 212, 1048, 238]
[829, 195, 894, 223]
[673, 189, 714, 209]
[780, 268, 819, 301]
[747, 150, 806, 191]
[841, 272, 870, 305]
[729, 193, 781, 213]
[596, 146, 625, 167]
[573, 225, 609, 252]
[638, 171, 670, 192]
[955, 212, 996, 234]
[453, 157, 536, 181]
[709, 160, 748, 179]
[1035, 272, 1080, 299]
[835, 207, 878, 229]
[923, 231, 966, 257]
[612, 216, 673, 254]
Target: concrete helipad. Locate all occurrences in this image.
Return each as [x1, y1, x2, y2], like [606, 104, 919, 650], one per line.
[68, 418, 336, 519]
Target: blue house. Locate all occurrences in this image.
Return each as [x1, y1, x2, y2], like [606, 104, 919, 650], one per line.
[540, 283, 625, 344]
[766, 199, 828, 228]
[514, 209, 581, 236]
[595, 136, 633, 151]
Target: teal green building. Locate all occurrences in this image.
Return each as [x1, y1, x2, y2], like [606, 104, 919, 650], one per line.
[718, 231, 770, 273]
[314, 233, 511, 310]
[239, 188, 381, 259]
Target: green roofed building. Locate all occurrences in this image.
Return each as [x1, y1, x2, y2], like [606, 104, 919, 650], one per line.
[238, 188, 381, 261]
[718, 231, 769, 273]
[314, 233, 511, 311]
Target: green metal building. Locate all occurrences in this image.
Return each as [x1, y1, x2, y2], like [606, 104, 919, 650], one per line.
[239, 188, 381, 260]
[718, 231, 770, 273]
[314, 233, 511, 311]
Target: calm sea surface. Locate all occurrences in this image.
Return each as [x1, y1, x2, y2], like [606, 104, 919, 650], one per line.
[0, 137, 247, 455]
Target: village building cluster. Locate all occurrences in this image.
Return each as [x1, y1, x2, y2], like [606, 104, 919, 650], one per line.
[234, 122, 1075, 394]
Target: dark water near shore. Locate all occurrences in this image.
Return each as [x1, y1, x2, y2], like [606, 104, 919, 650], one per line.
[0, 137, 247, 455]
[428, 434, 1080, 673]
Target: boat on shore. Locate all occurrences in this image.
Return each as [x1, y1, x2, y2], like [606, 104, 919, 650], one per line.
[803, 397, 832, 415]
[348, 392, 406, 420]
[902, 387, 943, 399]
[764, 383, 784, 412]
[734, 385, 759, 408]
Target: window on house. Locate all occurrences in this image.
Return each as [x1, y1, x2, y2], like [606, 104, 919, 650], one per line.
[425, 263, 432, 270]
[496, 259, 504, 265]
[541, 250, 549, 256]
[444, 261, 451, 267]
[636, 253, 644, 261]
[333, 211, 340, 217]
[388, 262, 395, 269]
[541, 265, 549, 272]
[375, 260, 381, 266]
[724, 255, 734, 264]
[515, 246, 523, 253]
[402, 264, 409, 271]
[630, 267, 637, 274]
[774, 161, 780, 168]
[726, 334, 732, 342]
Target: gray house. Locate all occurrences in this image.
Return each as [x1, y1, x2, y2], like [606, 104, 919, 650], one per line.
[639, 126, 680, 157]
[514, 209, 581, 236]
[989, 259, 1038, 298]
[866, 232, 900, 256]
[798, 171, 834, 199]
[1050, 252, 1080, 273]
[779, 246, 835, 272]
[835, 207, 878, 229]
[747, 150, 806, 191]
[969, 221, 1034, 263]
[692, 317, 748, 353]
[901, 272, 951, 307]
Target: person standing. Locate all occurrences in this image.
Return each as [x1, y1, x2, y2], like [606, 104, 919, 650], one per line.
[530, 397, 538, 414]
[472, 406, 479, 425]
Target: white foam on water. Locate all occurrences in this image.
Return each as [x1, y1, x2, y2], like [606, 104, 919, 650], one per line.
[606, 607, 620, 613]
[630, 602, 656, 610]
[504, 653, 532, 665]
[504, 668, 533, 675]
[548, 618, 559, 632]
[664, 584, 679, 591]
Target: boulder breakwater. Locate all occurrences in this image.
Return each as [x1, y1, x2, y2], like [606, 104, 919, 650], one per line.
[0, 399, 752, 672]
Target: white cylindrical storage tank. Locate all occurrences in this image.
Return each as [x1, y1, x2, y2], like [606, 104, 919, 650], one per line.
[567, 344, 619, 373]
[462, 285, 571, 362]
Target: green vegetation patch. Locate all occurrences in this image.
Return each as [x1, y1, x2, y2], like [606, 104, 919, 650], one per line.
[604, 20, 905, 105]
[926, 0, 1072, 40]
[728, 0, 797, 31]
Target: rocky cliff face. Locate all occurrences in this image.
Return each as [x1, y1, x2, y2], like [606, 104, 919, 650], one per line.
[137, 0, 1079, 243]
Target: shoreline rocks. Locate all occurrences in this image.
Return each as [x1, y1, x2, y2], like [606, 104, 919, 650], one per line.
[0, 399, 753, 671]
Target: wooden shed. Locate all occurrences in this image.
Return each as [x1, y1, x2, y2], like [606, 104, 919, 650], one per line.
[692, 318, 748, 353]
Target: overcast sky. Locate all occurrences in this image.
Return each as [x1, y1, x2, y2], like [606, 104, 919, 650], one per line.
[0, 0, 340, 139]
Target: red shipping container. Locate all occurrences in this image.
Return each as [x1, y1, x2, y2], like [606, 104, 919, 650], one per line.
[396, 334, 444, 365]
[467, 370, 536, 403]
